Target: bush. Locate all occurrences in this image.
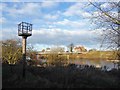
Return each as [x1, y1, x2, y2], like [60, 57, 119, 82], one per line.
[47, 54, 68, 67]
[2, 63, 120, 88]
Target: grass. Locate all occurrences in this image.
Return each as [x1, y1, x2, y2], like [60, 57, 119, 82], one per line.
[2, 63, 120, 88]
[69, 51, 117, 60]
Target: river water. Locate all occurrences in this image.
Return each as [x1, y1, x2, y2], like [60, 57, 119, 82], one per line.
[70, 59, 119, 71]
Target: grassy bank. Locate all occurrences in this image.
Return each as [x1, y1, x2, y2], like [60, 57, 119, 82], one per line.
[2, 63, 120, 88]
[64, 51, 117, 60]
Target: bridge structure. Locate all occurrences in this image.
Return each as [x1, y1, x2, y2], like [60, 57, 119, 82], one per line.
[36, 51, 88, 60]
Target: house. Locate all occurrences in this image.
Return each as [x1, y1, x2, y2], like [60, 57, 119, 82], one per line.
[74, 46, 87, 53]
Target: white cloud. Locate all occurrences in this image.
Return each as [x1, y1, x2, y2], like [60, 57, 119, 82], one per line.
[1, 2, 103, 50]
[12, 0, 20, 2]
[100, 2, 118, 13]
[0, 3, 7, 12]
[44, 14, 59, 20]
[0, 17, 6, 24]
[1, 28, 18, 41]
[100, 3, 113, 9]
[41, 2, 59, 8]
[4, 3, 41, 17]
[54, 19, 87, 28]
[81, 12, 91, 18]
[63, 3, 82, 16]
[18, 3, 40, 14]
[92, 11, 100, 17]
[1, 27, 102, 51]
[30, 27, 100, 46]
[110, 11, 118, 18]
[63, 2, 91, 18]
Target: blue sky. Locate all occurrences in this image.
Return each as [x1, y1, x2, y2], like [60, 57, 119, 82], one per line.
[1, 1, 118, 51]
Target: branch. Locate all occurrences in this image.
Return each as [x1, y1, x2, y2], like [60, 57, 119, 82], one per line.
[89, 1, 120, 25]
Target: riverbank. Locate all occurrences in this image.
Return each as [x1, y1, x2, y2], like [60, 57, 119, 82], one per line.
[67, 51, 118, 60]
[2, 63, 120, 88]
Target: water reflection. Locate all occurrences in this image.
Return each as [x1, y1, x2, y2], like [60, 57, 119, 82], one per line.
[70, 59, 119, 71]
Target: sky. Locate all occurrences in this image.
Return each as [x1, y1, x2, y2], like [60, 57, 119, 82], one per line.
[0, 0, 118, 51]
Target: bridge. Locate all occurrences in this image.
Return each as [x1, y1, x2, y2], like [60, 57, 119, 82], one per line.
[36, 51, 88, 60]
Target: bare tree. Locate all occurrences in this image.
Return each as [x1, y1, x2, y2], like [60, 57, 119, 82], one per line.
[48, 46, 67, 66]
[88, 1, 120, 60]
[2, 39, 22, 64]
[26, 44, 37, 60]
[67, 43, 74, 53]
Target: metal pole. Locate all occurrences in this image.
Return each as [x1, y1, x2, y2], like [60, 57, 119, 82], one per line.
[22, 36, 27, 78]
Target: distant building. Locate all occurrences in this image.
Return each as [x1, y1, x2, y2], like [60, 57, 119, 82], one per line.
[41, 49, 45, 52]
[39, 48, 51, 54]
[89, 49, 97, 52]
[74, 46, 87, 53]
[46, 48, 51, 52]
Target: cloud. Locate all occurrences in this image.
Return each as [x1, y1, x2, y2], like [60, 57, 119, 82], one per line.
[2, 3, 41, 18]
[44, 14, 59, 20]
[29, 28, 100, 46]
[1, 25, 102, 51]
[63, 3, 82, 16]
[1, 28, 18, 40]
[110, 11, 118, 18]
[41, 2, 59, 8]
[12, 0, 20, 2]
[1, 23, 101, 49]
[1, 2, 103, 51]
[54, 19, 86, 28]
[0, 17, 6, 24]
[25, 27, 102, 51]
[63, 2, 91, 18]
[100, 3, 115, 9]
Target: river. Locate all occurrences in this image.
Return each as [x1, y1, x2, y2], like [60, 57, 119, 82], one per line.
[69, 59, 119, 71]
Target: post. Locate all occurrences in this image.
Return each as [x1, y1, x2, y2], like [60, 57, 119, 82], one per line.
[22, 36, 27, 78]
[67, 54, 69, 65]
[18, 22, 32, 78]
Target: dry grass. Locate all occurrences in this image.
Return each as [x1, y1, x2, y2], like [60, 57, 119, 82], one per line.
[2, 63, 120, 88]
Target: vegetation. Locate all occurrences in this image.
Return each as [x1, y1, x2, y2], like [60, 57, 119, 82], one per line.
[26, 44, 37, 60]
[1, 39, 120, 88]
[47, 54, 68, 66]
[2, 39, 22, 64]
[2, 1, 120, 89]
[40, 51, 117, 61]
[89, 2, 120, 60]
[2, 63, 120, 88]
[68, 43, 74, 53]
[84, 51, 117, 60]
